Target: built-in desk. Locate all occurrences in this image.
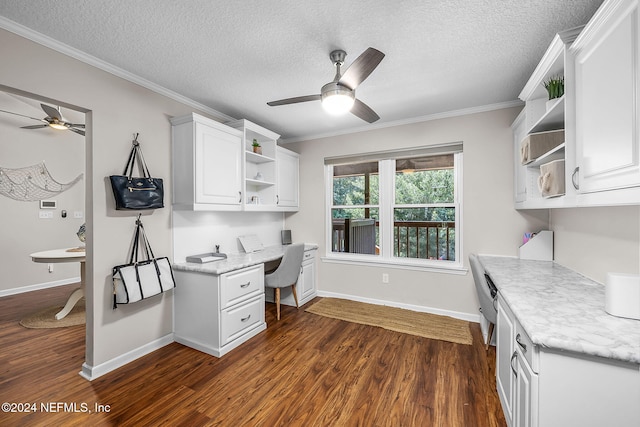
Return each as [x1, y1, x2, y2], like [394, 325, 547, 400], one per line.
[173, 244, 317, 357]
[480, 256, 640, 427]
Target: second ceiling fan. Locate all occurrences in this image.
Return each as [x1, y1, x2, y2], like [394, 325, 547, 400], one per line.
[0, 103, 85, 136]
[267, 47, 385, 123]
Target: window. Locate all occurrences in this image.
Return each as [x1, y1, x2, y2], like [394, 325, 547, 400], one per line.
[326, 145, 462, 270]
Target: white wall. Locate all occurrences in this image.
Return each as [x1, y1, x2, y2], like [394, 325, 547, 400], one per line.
[285, 107, 548, 318]
[0, 27, 226, 376]
[172, 210, 284, 262]
[551, 206, 640, 283]
[0, 94, 85, 294]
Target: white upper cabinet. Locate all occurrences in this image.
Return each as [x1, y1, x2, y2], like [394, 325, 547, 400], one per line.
[227, 119, 280, 211]
[513, 28, 581, 209]
[171, 116, 299, 212]
[171, 113, 243, 210]
[276, 146, 299, 210]
[512, 112, 528, 204]
[227, 118, 300, 212]
[571, 0, 640, 196]
[514, 0, 640, 208]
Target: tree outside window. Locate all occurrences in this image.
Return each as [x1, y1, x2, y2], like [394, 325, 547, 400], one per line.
[328, 150, 461, 266]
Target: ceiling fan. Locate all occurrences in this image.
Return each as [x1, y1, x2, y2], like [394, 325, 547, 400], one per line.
[267, 47, 385, 123]
[0, 103, 85, 136]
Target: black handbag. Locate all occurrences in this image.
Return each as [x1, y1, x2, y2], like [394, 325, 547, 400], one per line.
[112, 215, 175, 308]
[109, 134, 164, 210]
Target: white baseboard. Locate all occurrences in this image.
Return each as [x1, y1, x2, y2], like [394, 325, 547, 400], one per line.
[0, 277, 80, 298]
[316, 290, 481, 323]
[79, 334, 174, 381]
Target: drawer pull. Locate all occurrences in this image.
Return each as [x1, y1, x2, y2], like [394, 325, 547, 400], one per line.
[241, 314, 251, 322]
[516, 333, 527, 353]
[510, 351, 518, 378]
[240, 281, 251, 288]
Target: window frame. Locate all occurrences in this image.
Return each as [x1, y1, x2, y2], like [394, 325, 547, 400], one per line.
[323, 147, 464, 274]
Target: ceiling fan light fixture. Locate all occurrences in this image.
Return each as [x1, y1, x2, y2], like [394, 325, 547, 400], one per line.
[48, 122, 68, 130]
[321, 82, 355, 115]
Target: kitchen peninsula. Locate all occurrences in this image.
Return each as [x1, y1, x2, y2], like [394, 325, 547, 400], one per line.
[480, 255, 640, 427]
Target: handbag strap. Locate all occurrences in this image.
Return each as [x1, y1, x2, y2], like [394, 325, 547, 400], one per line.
[137, 220, 157, 260]
[122, 133, 153, 180]
[128, 216, 142, 264]
[127, 214, 158, 264]
[135, 216, 163, 277]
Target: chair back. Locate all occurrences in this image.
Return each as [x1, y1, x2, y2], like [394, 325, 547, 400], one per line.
[265, 243, 305, 288]
[469, 253, 497, 324]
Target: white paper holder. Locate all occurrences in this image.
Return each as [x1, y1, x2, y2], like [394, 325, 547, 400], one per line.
[519, 230, 553, 261]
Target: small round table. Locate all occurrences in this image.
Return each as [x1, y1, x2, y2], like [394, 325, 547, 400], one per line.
[30, 248, 86, 320]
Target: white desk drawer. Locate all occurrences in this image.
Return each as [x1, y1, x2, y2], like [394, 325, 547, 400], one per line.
[515, 321, 538, 372]
[220, 264, 263, 309]
[221, 294, 264, 345]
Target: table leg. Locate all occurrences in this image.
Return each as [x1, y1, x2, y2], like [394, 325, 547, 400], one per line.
[55, 288, 84, 320]
[55, 261, 86, 320]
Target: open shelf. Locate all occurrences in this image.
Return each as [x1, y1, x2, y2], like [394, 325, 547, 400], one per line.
[528, 96, 565, 134]
[245, 178, 275, 187]
[246, 151, 275, 164]
[528, 143, 566, 167]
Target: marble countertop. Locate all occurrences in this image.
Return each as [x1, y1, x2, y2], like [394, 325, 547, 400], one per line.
[174, 243, 318, 275]
[479, 256, 640, 364]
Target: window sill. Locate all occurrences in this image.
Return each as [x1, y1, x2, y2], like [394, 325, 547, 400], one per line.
[321, 254, 467, 275]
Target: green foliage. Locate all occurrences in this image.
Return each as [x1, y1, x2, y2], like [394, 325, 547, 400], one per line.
[331, 160, 457, 260]
[395, 169, 454, 204]
[543, 76, 564, 100]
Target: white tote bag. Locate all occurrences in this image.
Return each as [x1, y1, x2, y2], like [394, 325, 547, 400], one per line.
[112, 216, 175, 307]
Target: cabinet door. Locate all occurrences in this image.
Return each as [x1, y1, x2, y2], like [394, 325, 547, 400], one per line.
[276, 146, 299, 208]
[513, 115, 528, 203]
[300, 257, 316, 300]
[574, 0, 640, 194]
[496, 296, 516, 426]
[515, 353, 537, 427]
[195, 122, 243, 205]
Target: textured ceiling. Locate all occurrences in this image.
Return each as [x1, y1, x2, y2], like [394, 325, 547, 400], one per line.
[0, 0, 604, 142]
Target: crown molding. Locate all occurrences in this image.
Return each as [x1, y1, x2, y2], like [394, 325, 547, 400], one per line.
[0, 16, 235, 123]
[280, 100, 524, 144]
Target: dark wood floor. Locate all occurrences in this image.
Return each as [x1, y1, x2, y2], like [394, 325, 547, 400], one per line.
[0, 284, 506, 427]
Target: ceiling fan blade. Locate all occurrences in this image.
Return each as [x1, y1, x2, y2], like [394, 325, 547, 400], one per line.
[69, 127, 85, 136]
[351, 99, 380, 123]
[41, 104, 63, 120]
[20, 124, 49, 129]
[0, 109, 45, 122]
[339, 47, 385, 90]
[267, 94, 321, 106]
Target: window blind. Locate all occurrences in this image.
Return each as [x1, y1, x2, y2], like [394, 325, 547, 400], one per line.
[324, 142, 463, 166]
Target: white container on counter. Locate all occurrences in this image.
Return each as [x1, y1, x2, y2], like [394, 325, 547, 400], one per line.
[605, 272, 640, 320]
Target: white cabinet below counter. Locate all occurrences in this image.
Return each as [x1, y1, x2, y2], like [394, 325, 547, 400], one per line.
[174, 264, 266, 357]
[481, 256, 640, 427]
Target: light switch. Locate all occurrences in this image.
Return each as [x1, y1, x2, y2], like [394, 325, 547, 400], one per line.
[39, 210, 53, 219]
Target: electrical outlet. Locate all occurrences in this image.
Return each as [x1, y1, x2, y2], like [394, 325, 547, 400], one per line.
[382, 273, 389, 284]
[73, 211, 83, 219]
[39, 210, 53, 219]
